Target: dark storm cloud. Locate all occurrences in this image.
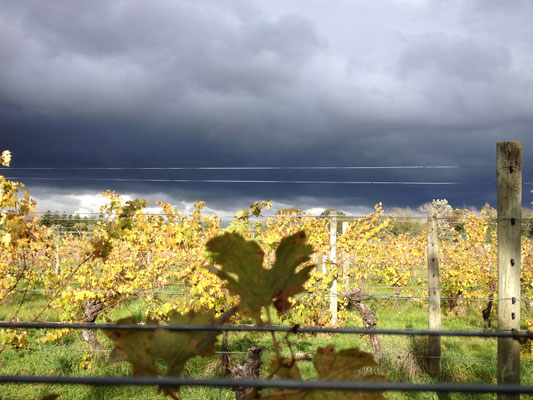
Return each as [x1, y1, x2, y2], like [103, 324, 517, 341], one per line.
[0, 0, 532, 214]
[0, 1, 323, 119]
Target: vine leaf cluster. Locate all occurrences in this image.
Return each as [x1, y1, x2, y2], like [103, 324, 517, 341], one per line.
[105, 311, 219, 398]
[268, 345, 386, 399]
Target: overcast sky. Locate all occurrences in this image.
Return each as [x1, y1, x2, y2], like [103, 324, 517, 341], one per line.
[1, 0, 532, 216]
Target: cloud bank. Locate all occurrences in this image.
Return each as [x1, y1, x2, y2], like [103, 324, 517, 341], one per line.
[1, 0, 532, 214]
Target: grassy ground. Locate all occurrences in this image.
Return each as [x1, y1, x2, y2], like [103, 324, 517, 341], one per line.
[0, 291, 531, 400]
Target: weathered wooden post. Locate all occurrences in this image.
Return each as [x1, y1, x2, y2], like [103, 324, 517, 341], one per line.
[329, 211, 338, 325]
[497, 141, 522, 399]
[427, 212, 441, 375]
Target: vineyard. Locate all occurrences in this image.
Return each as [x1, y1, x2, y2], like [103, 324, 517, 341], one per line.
[1, 147, 533, 399]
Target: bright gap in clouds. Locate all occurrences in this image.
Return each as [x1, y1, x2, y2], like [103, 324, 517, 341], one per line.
[30, 190, 378, 218]
[31, 191, 234, 217]
[32, 193, 131, 215]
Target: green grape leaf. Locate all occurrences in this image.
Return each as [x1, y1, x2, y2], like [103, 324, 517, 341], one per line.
[206, 231, 314, 322]
[105, 311, 221, 396]
[105, 317, 159, 376]
[265, 346, 387, 400]
[149, 311, 219, 377]
[206, 233, 270, 322]
[270, 231, 314, 313]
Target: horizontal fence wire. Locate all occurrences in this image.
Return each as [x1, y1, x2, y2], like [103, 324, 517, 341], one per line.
[0, 346, 515, 360]
[7, 215, 533, 227]
[6, 210, 532, 222]
[2, 346, 532, 363]
[1, 176, 499, 185]
[3, 345, 533, 367]
[0, 375, 532, 394]
[1, 346, 532, 362]
[7, 213, 503, 219]
[2, 164, 531, 170]
[2, 288, 530, 303]
[2, 165, 496, 170]
[0, 322, 531, 339]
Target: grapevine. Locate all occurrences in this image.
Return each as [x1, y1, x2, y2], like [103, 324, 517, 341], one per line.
[104, 231, 387, 400]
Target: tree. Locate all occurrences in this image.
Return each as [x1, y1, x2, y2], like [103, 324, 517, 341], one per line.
[321, 209, 347, 235]
[386, 207, 423, 236]
[40, 211, 97, 234]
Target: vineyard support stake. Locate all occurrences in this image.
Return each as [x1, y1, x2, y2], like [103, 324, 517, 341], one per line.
[497, 141, 522, 400]
[427, 212, 441, 376]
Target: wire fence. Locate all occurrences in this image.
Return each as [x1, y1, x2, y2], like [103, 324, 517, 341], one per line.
[1, 162, 533, 395]
[0, 321, 532, 394]
[0, 165, 500, 170]
[2, 345, 532, 364]
[2, 164, 533, 170]
[2, 161, 532, 188]
[1, 375, 532, 394]
[2, 287, 530, 303]
[0, 321, 532, 339]
[0, 176, 505, 185]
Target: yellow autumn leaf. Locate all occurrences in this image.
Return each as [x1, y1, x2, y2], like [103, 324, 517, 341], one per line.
[1, 150, 11, 167]
[1, 232, 11, 247]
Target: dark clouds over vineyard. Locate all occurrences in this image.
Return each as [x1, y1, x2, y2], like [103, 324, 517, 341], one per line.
[1, 0, 532, 215]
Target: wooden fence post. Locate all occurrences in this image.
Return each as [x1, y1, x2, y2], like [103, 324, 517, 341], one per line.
[497, 141, 522, 399]
[329, 212, 338, 325]
[427, 212, 441, 375]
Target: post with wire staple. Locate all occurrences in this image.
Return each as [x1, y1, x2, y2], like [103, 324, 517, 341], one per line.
[497, 141, 522, 400]
[427, 212, 441, 376]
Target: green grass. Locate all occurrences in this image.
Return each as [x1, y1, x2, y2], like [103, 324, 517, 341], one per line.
[0, 292, 531, 400]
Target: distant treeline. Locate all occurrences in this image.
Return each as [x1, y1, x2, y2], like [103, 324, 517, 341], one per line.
[38, 204, 533, 238]
[39, 211, 97, 232]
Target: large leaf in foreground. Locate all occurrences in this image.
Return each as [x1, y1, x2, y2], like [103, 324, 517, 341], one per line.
[206, 233, 269, 321]
[266, 346, 387, 400]
[105, 316, 159, 376]
[105, 311, 220, 396]
[206, 231, 314, 320]
[270, 231, 314, 313]
[149, 311, 219, 377]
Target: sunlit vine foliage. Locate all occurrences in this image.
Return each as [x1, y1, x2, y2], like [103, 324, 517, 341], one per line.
[439, 207, 497, 312]
[1, 148, 532, 354]
[104, 231, 387, 400]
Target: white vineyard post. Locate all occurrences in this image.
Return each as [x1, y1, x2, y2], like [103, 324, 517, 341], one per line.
[497, 141, 522, 400]
[342, 221, 349, 233]
[342, 221, 350, 292]
[427, 212, 441, 376]
[329, 211, 338, 325]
